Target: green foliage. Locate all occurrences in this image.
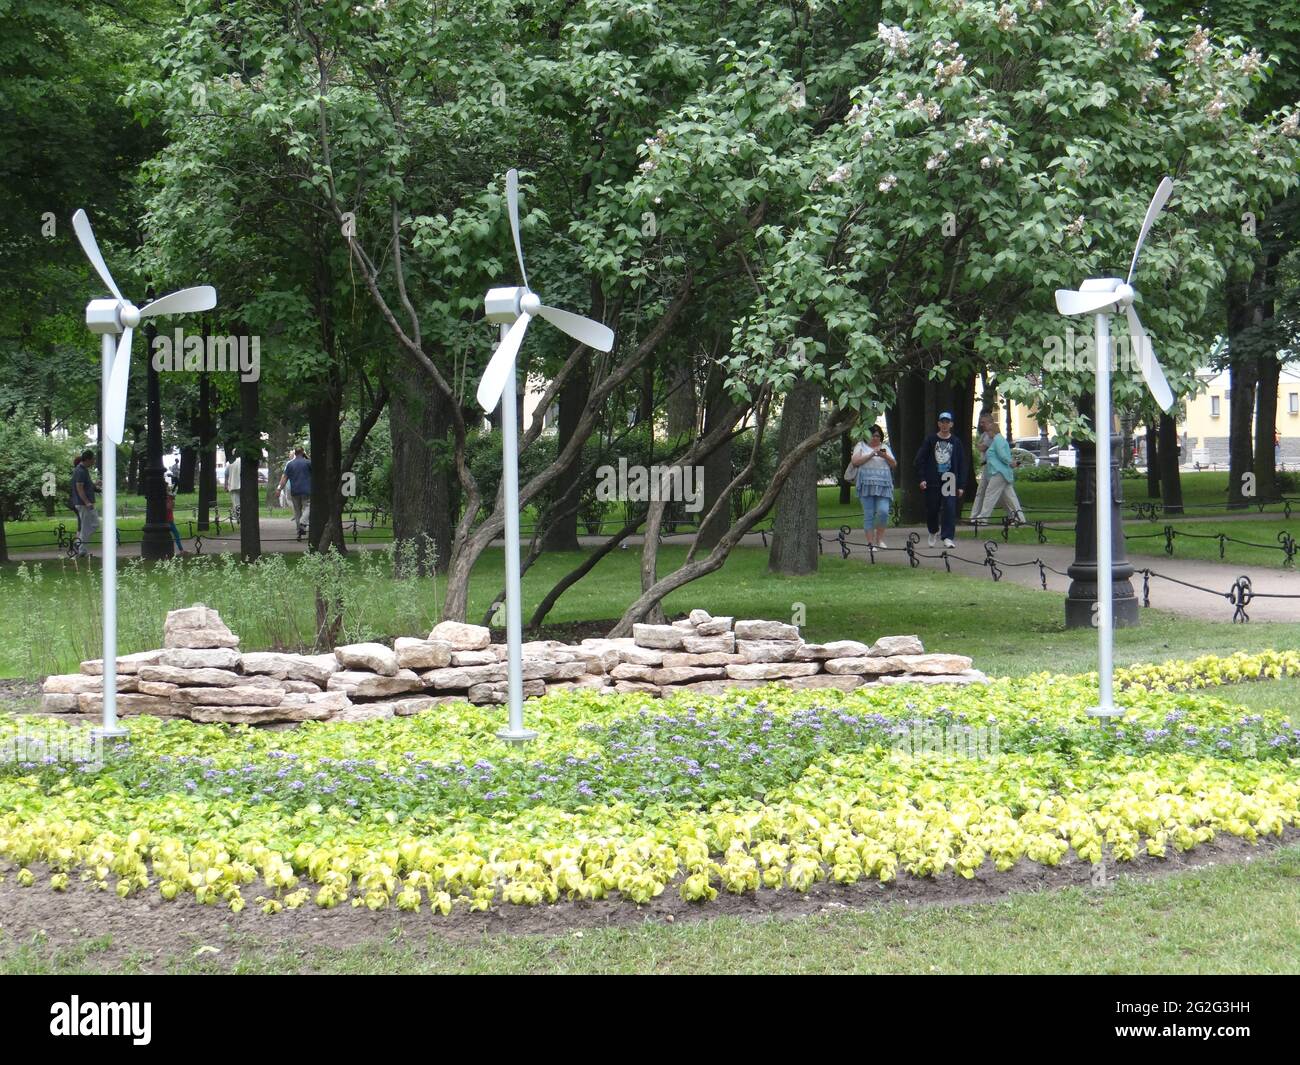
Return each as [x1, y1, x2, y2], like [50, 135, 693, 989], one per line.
[1017, 464, 1075, 482]
[0, 418, 72, 526]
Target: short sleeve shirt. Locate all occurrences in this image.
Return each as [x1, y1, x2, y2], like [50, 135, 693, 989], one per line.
[71, 464, 95, 507]
[284, 457, 311, 496]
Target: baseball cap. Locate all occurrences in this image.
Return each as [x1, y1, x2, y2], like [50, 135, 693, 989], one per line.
[938, 411, 954, 421]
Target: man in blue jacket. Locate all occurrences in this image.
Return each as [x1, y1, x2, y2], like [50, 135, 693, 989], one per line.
[913, 412, 967, 548]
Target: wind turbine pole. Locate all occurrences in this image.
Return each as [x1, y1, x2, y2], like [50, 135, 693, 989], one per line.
[1092, 311, 1117, 718]
[98, 332, 127, 738]
[496, 322, 535, 743]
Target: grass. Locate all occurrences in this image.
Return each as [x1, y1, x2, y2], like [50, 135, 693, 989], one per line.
[4, 841, 1297, 974]
[1202, 678, 1300, 723]
[5, 543, 1300, 680]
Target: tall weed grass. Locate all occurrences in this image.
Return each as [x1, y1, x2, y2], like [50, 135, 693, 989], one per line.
[4, 540, 440, 677]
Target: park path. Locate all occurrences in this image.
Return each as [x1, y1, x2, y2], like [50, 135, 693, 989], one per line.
[779, 524, 1300, 624]
[9, 516, 1299, 623]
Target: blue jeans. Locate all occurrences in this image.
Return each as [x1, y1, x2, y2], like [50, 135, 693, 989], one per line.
[168, 522, 184, 552]
[860, 493, 890, 532]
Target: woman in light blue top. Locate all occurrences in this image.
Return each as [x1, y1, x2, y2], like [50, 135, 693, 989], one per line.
[851, 425, 897, 548]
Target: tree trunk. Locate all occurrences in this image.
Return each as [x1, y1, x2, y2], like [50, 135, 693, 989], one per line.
[839, 430, 852, 504]
[390, 364, 452, 574]
[637, 354, 655, 426]
[1227, 356, 1258, 508]
[127, 443, 140, 495]
[239, 374, 261, 562]
[1226, 277, 1260, 508]
[178, 445, 196, 494]
[0, 516, 8, 564]
[197, 369, 215, 531]
[666, 362, 695, 438]
[696, 368, 732, 549]
[639, 498, 670, 624]
[611, 408, 855, 633]
[1255, 354, 1280, 501]
[896, 369, 927, 524]
[1158, 411, 1183, 515]
[953, 370, 978, 504]
[308, 384, 346, 554]
[530, 508, 646, 627]
[768, 379, 822, 575]
[265, 422, 293, 508]
[540, 362, 590, 552]
[42, 401, 55, 516]
[1145, 420, 1160, 498]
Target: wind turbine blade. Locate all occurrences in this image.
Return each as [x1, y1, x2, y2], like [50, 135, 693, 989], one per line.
[140, 285, 217, 318]
[72, 209, 123, 301]
[1055, 289, 1121, 316]
[537, 304, 615, 352]
[106, 327, 134, 444]
[506, 169, 528, 289]
[476, 313, 532, 412]
[1125, 304, 1175, 413]
[1127, 176, 1174, 285]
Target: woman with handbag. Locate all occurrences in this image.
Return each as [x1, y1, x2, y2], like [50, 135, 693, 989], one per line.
[848, 425, 897, 549]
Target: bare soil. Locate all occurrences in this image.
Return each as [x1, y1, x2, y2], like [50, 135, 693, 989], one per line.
[2, 829, 1295, 973]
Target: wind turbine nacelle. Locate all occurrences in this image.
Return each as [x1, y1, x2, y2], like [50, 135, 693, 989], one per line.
[85, 298, 123, 334]
[484, 286, 527, 324]
[1079, 278, 1123, 293]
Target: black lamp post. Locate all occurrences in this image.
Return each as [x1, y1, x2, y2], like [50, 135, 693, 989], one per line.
[1064, 427, 1139, 628]
[139, 310, 174, 560]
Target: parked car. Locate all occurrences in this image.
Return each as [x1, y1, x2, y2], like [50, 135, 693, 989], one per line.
[1013, 438, 1060, 466]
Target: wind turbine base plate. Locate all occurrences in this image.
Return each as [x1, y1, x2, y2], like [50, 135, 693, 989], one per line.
[496, 727, 539, 744]
[1086, 705, 1126, 720]
[92, 726, 131, 740]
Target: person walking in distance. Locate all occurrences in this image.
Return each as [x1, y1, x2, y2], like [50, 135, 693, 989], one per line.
[914, 411, 967, 548]
[165, 485, 186, 555]
[972, 415, 1025, 525]
[225, 449, 242, 524]
[70, 449, 100, 558]
[278, 446, 311, 540]
[849, 424, 897, 549]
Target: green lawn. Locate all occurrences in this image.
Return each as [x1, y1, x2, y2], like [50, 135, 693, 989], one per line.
[4, 840, 1297, 974]
[5, 542, 1300, 680]
[3, 490, 298, 551]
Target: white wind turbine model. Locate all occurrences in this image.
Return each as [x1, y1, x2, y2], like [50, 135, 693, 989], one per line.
[476, 169, 615, 742]
[73, 209, 217, 737]
[1055, 177, 1177, 719]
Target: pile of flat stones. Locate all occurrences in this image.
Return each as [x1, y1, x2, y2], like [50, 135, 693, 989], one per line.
[39, 604, 986, 727]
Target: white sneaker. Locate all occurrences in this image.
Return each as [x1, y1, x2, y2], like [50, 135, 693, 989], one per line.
[878, 540, 888, 550]
[927, 533, 937, 547]
[943, 538, 956, 548]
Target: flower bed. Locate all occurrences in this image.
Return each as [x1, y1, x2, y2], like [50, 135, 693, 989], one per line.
[1, 654, 1297, 913]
